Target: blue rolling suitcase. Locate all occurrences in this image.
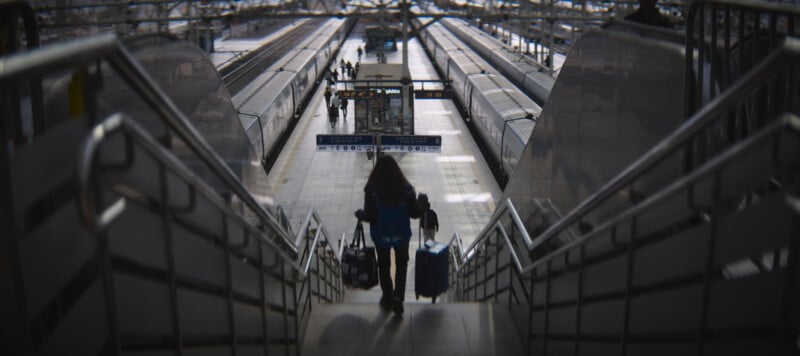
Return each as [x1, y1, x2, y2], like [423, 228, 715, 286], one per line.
[415, 238, 449, 303]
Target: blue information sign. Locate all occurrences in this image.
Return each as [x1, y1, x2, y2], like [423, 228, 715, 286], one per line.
[316, 134, 374, 152]
[380, 135, 442, 153]
[316, 134, 442, 153]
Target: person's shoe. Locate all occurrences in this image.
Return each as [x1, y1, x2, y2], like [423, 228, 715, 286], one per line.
[392, 298, 404, 314]
[379, 296, 392, 311]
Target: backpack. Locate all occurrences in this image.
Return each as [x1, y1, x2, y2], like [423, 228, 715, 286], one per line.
[370, 194, 412, 248]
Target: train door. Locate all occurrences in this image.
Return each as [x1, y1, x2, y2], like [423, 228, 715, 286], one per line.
[290, 82, 299, 116]
[312, 59, 319, 84]
[464, 82, 474, 121]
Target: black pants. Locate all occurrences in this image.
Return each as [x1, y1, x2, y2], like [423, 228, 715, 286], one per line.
[375, 241, 409, 301]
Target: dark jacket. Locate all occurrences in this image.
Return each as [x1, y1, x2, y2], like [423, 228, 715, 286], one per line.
[328, 105, 338, 122]
[420, 209, 439, 230]
[363, 183, 421, 247]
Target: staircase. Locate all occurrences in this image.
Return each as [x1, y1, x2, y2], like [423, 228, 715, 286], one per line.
[440, 2, 800, 355]
[2, 1, 799, 356]
[302, 303, 524, 356]
[1, 33, 343, 355]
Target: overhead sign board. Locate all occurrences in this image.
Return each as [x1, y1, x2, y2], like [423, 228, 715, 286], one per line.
[337, 90, 376, 99]
[316, 134, 442, 153]
[414, 89, 452, 99]
[316, 134, 374, 152]
[381, 135, 441, 153]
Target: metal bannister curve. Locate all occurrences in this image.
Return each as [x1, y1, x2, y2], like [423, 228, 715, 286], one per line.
[449, 37, 800, 294]
[0, 33, 299, 253]
[77, 113, 305, 272]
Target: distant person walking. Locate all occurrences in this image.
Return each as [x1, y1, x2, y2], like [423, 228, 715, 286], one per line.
[340, 97, 348, 119]
[377, 49, 386, 64]
[357, 46, 363, 61]
[328, 103, 339, 129]
[324, 86, 332, 106]
[331, 92, 339, 110]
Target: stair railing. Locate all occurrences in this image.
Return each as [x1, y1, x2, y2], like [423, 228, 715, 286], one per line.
[685, 0, 800, 116]
[449, 37, 800, 354]
[77, 112, 344, 354]
[1, 33, 344, 354]
[447, 197, 531, 303]
[0, 33, 298, 252]
[76, 103, 342, 356]
[295, 208, 345, 304]
[531, 37, 800, 255]
[450, 36, 800, 295]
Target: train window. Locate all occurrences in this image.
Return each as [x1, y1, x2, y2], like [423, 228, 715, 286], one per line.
[297, 73, 308, 93]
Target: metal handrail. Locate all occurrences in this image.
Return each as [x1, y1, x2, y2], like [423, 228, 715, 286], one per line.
[451, 111, 798, 301]
[80, 113, 345, 348]
[0, 33, 298, 253]
[297, 208, 340, 277]
[6, 27, 342, 354]
[683, 0, 800, 116]
[448, 232, 465, 270]
[78, 113, 304, 273]
[522, 113, 800, 274]
[338, 232, 349, 261]
[529, 38, 800, 252]
[305, 229, 327, 276]
[108, 42, 299, 252]
[0, 34, 118, 85]
[295, 209, 329, 248]
[337, 219, 369, 261]
[449, 197, 531, 274]
[470, 221, 525, 273]
[450, 37, 800, 296]
[688, 0, 800, 17]
[460, 197, 535, 255]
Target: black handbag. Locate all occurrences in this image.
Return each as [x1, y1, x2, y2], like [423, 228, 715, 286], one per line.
[341, 220, 379, 289]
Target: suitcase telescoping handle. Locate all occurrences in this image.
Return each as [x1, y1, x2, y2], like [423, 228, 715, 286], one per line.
[418, 211, 422, 247]
[418, 206, 428, 248]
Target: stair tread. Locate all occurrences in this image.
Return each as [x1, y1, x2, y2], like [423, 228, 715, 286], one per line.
[302, 303, 525, 356]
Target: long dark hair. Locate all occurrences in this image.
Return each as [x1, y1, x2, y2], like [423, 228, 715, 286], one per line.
[365, 155, 411, 201]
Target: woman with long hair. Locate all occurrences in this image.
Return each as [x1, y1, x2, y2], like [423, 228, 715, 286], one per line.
[355, 155, 421, 314]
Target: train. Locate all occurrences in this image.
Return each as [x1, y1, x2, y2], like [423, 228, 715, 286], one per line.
[439, 17, 554, 106]
[417, 20, 543, 184]
[232, 18, 350, 169]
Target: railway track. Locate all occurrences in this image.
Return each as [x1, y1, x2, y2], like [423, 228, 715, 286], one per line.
[222, 18, 326, 96]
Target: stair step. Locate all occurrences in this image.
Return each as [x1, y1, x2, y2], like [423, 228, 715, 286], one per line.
[302, 303, 525, 356]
